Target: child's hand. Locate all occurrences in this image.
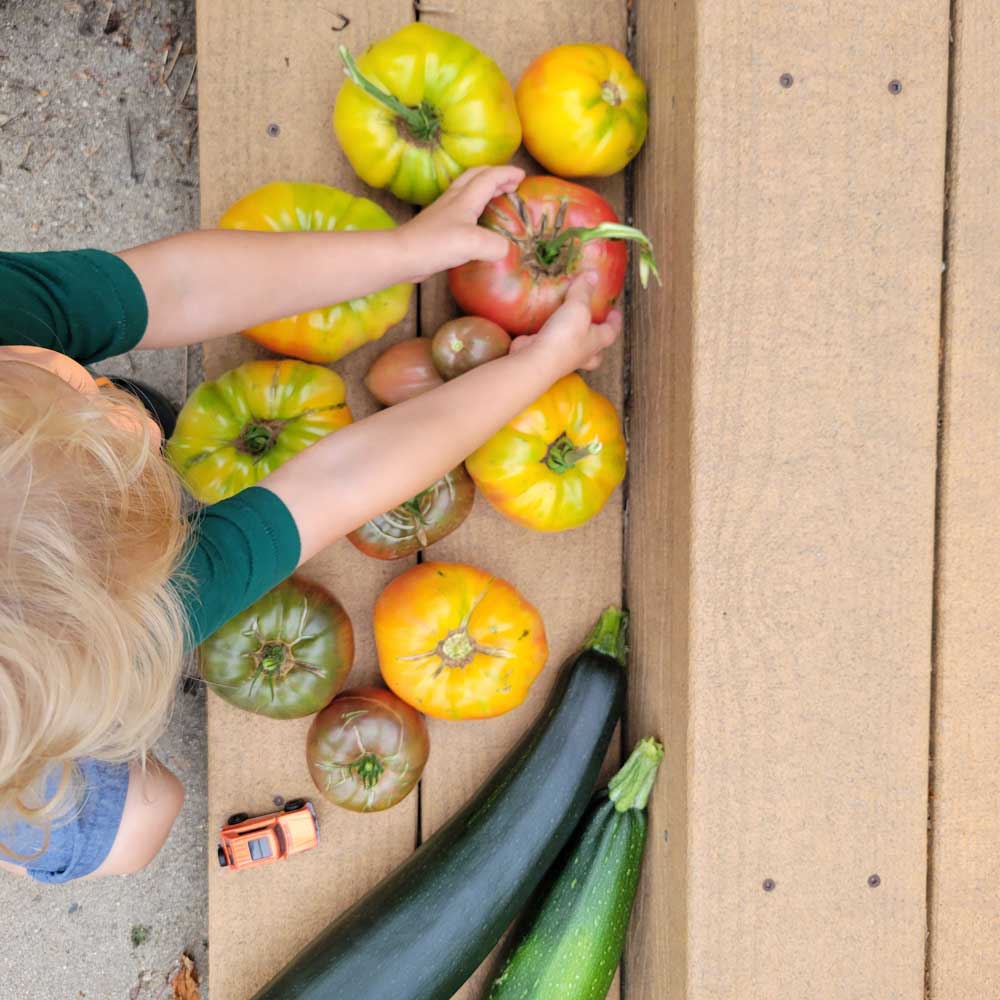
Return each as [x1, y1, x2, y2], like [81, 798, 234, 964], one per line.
[398, 165, 525, 282]
[510, 275, 622, 376]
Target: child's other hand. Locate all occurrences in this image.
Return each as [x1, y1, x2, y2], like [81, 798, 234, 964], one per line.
[510, 274, 622, 376]
[399, 165, 525, 282]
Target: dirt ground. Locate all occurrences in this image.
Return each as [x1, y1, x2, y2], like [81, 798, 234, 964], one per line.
[0, 1, 209, 997]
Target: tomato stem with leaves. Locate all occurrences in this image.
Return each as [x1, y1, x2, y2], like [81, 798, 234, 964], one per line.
[339, 45, 441, 144]
[543, 432, 602, 473]
[539, 221, 661, 288]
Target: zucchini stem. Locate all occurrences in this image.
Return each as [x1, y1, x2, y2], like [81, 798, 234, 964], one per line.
[608, 737, 664, 812]
[584, 607, 629, 666]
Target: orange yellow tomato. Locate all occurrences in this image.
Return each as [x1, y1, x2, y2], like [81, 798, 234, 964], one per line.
[219, 182, 413, 363]
[374, 562, 548, 721]
[465, 374, 626, 532]
[516, 44, 648, 178]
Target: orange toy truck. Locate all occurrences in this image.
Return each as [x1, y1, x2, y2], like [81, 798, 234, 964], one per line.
[217, 798, 319, 871]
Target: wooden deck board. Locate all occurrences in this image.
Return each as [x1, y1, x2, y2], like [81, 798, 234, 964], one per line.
[413, 5, 628, 998]
[627, 2, 949, 997]
[928, 1, 1000, 995]
[196, 4, 418, 998]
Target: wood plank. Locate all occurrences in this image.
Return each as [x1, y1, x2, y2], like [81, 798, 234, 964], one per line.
[928, 1, 1000, 995]
[625, 1, 697, 998]
[414, 4, 627, 999]
[627, 2, 949, 998]
[196, 4, 417, 998]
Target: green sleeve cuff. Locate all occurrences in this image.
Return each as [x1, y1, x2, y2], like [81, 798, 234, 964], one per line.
[177, 486, 302, 649]
[78, 250, 149, 362]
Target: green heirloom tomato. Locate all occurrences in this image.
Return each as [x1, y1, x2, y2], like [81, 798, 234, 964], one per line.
[199, 577, 354, 720]
[167, 360, 352, 504]
[347, 466, 475, 560]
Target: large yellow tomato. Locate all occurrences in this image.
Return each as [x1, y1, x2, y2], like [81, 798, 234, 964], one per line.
[219, 182, 412, 363]
[516, 44, 648, 178]
[334, 24, 522, 205]
[466, 374, 626, 532]
[167, 360, 352, 503]
[374, 562, 548, 721]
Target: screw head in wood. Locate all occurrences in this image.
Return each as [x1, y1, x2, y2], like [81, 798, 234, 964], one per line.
[868, 873, 881, 887]
[762, 878, 776, 892]
[888, 79, 902, 95]
[266, 122, 281, 138]
[779, 73, 794, 89]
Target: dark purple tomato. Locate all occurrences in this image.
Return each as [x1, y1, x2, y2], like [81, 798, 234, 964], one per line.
[430, 316, 511, 379]
[306, 687, 430, 812]
[347, 465, 475, 560]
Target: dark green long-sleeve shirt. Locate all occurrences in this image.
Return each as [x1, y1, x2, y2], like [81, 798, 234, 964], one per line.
[0, 248, 301, 645]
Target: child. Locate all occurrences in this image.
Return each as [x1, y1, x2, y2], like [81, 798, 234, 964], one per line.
[0, 165, 621, 883]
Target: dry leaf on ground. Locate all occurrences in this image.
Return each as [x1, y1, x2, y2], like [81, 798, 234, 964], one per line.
[170, 953, 200, 1000]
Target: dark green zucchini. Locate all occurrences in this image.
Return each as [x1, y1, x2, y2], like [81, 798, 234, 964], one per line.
[487, 737, 664, 1000]
[252, 608, 627, 1000]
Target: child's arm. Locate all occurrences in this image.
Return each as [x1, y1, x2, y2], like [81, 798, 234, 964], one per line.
[261, 276, 621, 565]
[119, 166, 524, 350]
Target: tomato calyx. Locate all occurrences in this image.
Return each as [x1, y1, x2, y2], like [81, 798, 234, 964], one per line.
[543, 431, 603, 474]
[600, 80, 623, 107]
[339, 45, 442, 146]
[242, 623, 326, 702]
[237, 419, 287, 457]
[396, 580, 517, 673]
[259, 642, 289, 674]
[486, 192, 662, 287]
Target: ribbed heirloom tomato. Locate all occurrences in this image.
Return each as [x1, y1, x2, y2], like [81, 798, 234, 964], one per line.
[516, 44, 648, 177]
[167, 360, 352, 503]
[348, 466, 476, 561]
[374, 562, 548, 720]
[199, 578, 354, 720]
[466, 373, 626, 532]
[334, 24, 521, 205]
[448, 176, 659, 335]
[219, 182, 413, 363]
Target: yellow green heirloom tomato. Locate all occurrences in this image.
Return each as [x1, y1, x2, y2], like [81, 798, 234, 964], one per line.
[219, 182, 413, 363]
[465, 373, 626, 532]
[167, 360, 352, 503]
[199, 577, 354, 720]
[333, 24, 522, 205]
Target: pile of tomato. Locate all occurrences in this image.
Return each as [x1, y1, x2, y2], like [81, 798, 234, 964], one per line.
[169, 24, 654, 814]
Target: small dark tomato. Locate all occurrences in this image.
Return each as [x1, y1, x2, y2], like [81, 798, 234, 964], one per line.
[306, 687, 430, 812]
[364, 337, 444, 406]
[347, 465, 475, 560]
[430, 316, 511, 380]
[199, 577, 354, 719]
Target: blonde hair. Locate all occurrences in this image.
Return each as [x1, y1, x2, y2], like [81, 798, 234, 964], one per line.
[0, 361, 190, 855]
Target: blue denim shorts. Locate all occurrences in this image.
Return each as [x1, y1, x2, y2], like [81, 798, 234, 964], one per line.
[0, 759, 129, 883]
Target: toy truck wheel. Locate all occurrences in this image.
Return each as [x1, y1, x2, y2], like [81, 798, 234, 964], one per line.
[217, 846, 229, 868]
[283, 798, 306, 812]
[227, 812, 249, 825]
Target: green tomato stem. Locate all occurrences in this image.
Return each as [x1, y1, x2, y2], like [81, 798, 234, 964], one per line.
[338, 45, 440, 143]
[352, 753, 385, 790]
[608, 737, 664, 812]
[535, 221, 662, 288]
[583, 607, 629, 666]
[260, 643, 287, 673]
[543, 432, 602, 474]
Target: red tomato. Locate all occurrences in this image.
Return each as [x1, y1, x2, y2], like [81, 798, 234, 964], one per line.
[447, 176, 658, 336]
